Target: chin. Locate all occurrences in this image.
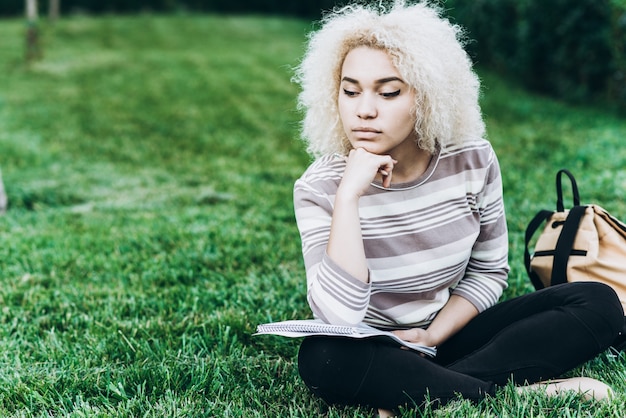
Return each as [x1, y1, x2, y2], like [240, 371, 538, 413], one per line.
[351, 142, 385, 155]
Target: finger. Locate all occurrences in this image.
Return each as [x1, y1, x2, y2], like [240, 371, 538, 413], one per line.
[382, 171, 392, 188]
[392, 329, 409, 340]
[381, 158, 397, 172]
[393, 328, 423, 343]
[381, 165, 393, 188]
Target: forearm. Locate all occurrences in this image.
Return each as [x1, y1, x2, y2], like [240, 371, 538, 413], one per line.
[393, 294, 479, 347]
[325, 148, 399, 283]
[326, 192, 369, 283]
[426, 295, 478, 346]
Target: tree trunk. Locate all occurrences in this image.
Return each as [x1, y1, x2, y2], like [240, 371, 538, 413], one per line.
[25, 0, 42, 62]
[49, 0, 59, 22]
[0, 169, 7, 215]
[26, 0, 38, 20]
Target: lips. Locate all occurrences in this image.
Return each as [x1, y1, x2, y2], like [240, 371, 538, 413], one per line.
[352, 127, 382, 140]
[353, 127, 381, 133]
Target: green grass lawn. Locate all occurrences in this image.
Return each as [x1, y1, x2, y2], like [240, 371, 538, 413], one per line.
[1, 13, 626, 417]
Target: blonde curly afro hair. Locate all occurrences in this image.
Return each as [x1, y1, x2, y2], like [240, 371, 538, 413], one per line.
[293, 0, 485, 157]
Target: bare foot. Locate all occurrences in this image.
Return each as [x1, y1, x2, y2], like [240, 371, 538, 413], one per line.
[520, 377, 613, 401]
[377, 408, 396, 417]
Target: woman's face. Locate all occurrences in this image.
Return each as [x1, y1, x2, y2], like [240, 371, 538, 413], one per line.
[338, 46, 417, 157]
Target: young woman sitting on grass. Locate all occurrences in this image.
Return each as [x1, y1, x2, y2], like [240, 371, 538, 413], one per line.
[291, 1, 624, 415]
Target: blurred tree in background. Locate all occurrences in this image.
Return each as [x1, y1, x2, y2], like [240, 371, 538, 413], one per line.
[447, 0, 626, 109]
[2, 0, 624, 109]
[49, 0, 60, 20]
[25, 0, 42, 62]
[1, 0, 348, 18]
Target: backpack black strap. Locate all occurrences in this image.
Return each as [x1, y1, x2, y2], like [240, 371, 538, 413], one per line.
[525, 169, 583, 290]
[550, 205, 586, 285]
[551, 170, 584, 285]
[524, 209, 554, 290]
[556, 169, 580, 212]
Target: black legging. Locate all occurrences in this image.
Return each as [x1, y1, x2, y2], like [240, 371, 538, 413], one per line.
[297, 282, 624, 410]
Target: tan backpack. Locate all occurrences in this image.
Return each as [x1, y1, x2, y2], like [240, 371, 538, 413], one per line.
[524, 169, 626, 349]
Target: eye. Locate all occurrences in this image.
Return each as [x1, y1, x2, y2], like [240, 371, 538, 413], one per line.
[381, 90, 401, 98]
[342, 88, 359, 97]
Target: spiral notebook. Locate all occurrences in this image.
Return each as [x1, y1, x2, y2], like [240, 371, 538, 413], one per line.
[255, 319, 436, 357]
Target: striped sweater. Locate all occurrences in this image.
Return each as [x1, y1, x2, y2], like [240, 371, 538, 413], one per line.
[293, 138, 509, 329]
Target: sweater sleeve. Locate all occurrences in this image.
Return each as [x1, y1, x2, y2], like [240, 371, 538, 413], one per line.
[451, 150, 509, 312]
[293, 176, 371, 326]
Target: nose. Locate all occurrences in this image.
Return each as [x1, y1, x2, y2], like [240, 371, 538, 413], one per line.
[356, 93, 377, 119]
